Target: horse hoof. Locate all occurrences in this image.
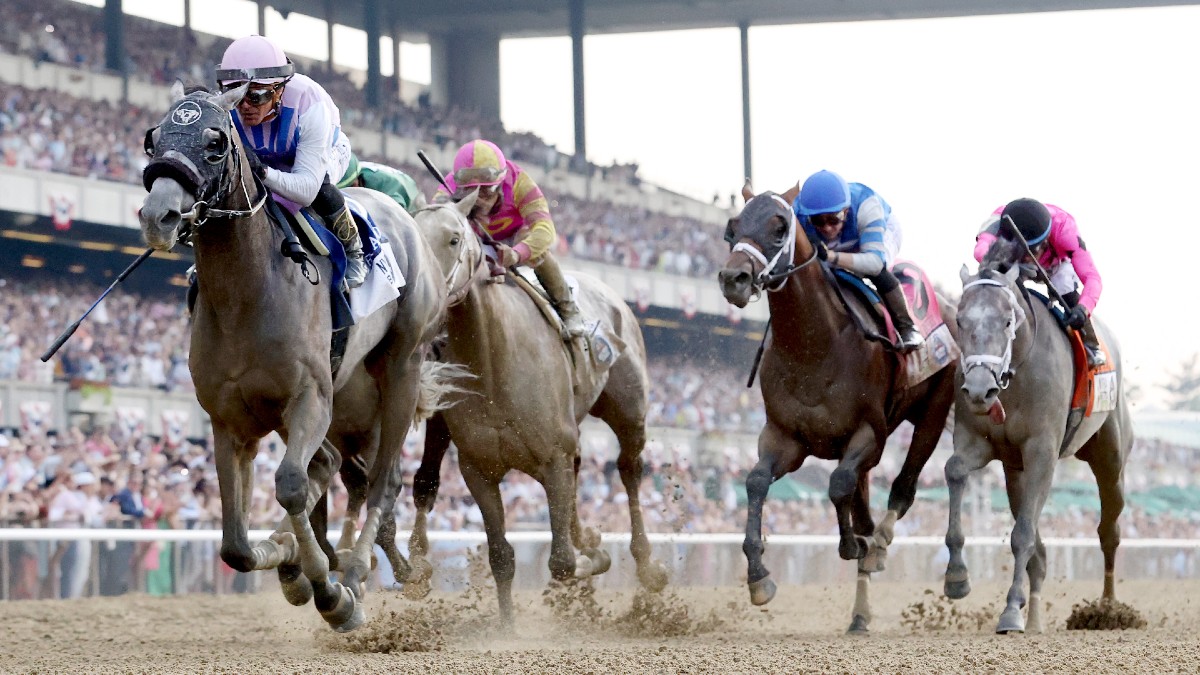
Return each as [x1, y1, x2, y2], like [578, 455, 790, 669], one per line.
[278, 564, 314, 606]
[588, 548, 612, 576]
[638, 560, 669, 593]
[944, 577, 972, 600]
[748, 576, 777, 606]
[846, 614, 870, 635]
[574, 555, 594, 578]
[322, 586, 366, 633]
[996, 607, 1026, 634]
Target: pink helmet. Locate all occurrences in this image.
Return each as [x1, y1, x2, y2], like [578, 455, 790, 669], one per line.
[452, 139, 507, 188]
[215, 35, 294, 87]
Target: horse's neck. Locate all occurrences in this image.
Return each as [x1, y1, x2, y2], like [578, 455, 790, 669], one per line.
[193, 213, 287, 318]
[766, 265, 851, 362]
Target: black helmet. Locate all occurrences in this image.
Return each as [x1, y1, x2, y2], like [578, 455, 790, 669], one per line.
[1000, 198, 1052, 246]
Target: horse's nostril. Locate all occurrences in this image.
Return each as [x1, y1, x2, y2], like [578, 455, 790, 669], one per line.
[161, 210, 181, 228]
[985, 387, 1000, 400]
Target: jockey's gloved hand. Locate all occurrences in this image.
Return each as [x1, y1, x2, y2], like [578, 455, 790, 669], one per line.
[245, 150, 268, 181]
[1065, 304, 1088, 329]
[495, 243, 521, 268]
[815, 242, 828, 261]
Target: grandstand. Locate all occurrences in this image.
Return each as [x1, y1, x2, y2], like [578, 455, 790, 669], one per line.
[0, 0, 1197, 602]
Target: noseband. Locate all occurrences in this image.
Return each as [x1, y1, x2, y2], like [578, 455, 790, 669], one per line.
[731, 195, 820, 295]
[423, 203, 485, 306]
[961, 278, 1028, 390]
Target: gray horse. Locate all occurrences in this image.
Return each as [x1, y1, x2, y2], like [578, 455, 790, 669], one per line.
[947, 239, 1132, 633]
[409, 196, 669, 623]
[139, 83, 450, 631]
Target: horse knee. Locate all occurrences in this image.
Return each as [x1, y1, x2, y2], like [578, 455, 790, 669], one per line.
[275, 464, 309, 515]
[945, 455, 972, 486]
[828, 467, 857, 505]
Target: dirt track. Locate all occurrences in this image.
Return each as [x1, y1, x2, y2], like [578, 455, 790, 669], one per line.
[2, 578, 1196, 673]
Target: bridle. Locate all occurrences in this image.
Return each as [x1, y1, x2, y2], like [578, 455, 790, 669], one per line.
[960, 277, 1029, 390]
[419, 203, 485, 307]
[730, 195, 820, 296]
[143, 96, 268, 237]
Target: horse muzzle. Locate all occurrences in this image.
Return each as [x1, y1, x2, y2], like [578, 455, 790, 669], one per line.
[718, 266, 755, 308]
[140, 177, 192, 251]
[960, 367, 1002, 417]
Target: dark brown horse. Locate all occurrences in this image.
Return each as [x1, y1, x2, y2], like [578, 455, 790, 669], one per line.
[717, 188, 957, 633]
[948, 240, 1133, 633]
[408, 196, 669, 623]
[138, 83, 449, 631]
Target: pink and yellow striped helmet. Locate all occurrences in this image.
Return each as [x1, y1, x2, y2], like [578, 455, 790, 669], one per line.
[452, 139, 507, 188]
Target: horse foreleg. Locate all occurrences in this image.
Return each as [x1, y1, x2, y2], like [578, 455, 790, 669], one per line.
[829, 426, 878, 562]
[275, 439, 340, 607]
[743, 425, 801, 606]
[213, 428, 267, 572]
[460, 461, 515, 624]
[542, 455, 582, 583]
[405, 412, 451, 597]
[998, 456, 1054, 634]
[944, 431, 993, 600]
[848, 473, 878, 635]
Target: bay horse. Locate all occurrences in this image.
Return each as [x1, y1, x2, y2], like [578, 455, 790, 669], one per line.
[948, 239, 1132, 633]
[408, 194, 669, 623]
[138, 83, 449, 631]
[717, 188, 958, 634]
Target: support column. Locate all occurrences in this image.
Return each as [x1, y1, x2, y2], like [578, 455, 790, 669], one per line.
[432, 31, 500, 121]
[257, 1, 266, 36]
[183, 0, 191, 30]
[365, 0, 381, 108]
[392, 23, 402, 102]
[326, 0, 335, 68]
[740, 20, 752, 183]
[103, 0, 124, 74]
[570, 0, 586, 166]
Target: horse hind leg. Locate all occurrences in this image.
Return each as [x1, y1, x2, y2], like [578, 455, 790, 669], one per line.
[1079, 426, 1128, 601]
[996, 461, 1054, 634]
[277, 439, 342, 607]
[1026, 528, 1048, 633]
[849, 473, 878, 635]
[404, 412, 452, 598]
[829, 428, 878, 562]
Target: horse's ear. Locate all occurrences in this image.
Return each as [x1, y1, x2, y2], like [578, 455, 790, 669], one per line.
[216, 83, 248, 111]
[169, 80, 185, 102]
[780, 181, 800, 205]
[959, 264, 971, 285]
[724, 217, 739, 247]
[1003, 262, 1020, 284]
[455, 187, 479, 216]
[741, 179, 754, 203]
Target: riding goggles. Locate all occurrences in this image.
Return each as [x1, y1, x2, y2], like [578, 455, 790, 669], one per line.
[809, 211, 846, 228]
[220, 82, 285, 106]
[453, 166, 506, 187]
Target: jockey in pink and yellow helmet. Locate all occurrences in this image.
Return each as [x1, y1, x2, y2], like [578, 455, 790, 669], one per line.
[439, 139, 584, 337]
[215, 34, 366, 289]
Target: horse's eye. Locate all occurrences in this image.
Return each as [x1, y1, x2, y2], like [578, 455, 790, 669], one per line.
[450, 236, 460, 247]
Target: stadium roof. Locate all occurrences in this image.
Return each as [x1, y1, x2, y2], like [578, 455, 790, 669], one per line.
[276, 0, 1198, 38]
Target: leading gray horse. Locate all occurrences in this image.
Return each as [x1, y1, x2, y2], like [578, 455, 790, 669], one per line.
[138, 83, 449, 631]
[947, 238, 1133, 633]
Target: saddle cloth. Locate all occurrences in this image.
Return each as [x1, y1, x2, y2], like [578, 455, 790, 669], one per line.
[281, 194, 406, 326]
[834, 260, 960, 388]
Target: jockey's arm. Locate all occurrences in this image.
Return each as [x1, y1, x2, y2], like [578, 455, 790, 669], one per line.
[1051, 218, 1103, 313]
[512, 172, 556, 262]
[974, 215, 1002, 262]
[830, 212, 887, 276]
[262, 103, 335, 206]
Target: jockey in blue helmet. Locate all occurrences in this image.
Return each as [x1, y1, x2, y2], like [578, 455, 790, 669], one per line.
[794, 170, 923, 351]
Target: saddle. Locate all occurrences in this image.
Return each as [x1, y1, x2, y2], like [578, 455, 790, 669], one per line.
[827, 262, 959, 388]
[509, 268, 622, 397]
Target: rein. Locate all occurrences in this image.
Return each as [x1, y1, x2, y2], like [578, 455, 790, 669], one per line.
[961, 277, 1036, 389]
[732, 195, 821, 295]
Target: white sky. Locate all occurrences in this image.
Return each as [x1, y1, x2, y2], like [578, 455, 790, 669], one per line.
[66, 1, 1200, 407]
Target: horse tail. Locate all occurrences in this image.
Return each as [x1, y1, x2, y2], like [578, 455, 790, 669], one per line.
[413, 360, 475, 427]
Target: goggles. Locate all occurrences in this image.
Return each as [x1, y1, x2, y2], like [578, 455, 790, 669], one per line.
[221, 81, 285, 107]
[453, 166, 505, 187]
[809, 211, 846, 228]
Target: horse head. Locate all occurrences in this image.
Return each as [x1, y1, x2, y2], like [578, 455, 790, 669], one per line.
[139, 81, 250, 250]
[718, 189, 815, 307]
[413, 190, 485, 306]
[957, 261, 1027, 415]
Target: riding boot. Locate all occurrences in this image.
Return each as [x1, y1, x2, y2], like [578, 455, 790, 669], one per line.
[534, 253, 587, 338]
[329, 206, 367, 289]
[1079, 316, 1106, 368]
[882, 286, 924, 352]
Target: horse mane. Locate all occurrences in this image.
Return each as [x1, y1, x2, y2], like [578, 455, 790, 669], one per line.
[981, 236, 1022, 273]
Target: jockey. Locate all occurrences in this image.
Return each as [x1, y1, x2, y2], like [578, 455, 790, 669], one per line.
[215, 35, 366, 288]
[439, 139, 585, 338]
[974, 198, 1105, 367]
[793, 170, 923, 352]
[337, 154, 425, 214]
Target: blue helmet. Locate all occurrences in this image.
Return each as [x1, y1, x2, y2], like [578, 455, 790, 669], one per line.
[796, 170, 850, 216]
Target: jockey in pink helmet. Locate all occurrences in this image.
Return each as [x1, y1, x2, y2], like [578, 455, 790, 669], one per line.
[215, 35, 366, 288]
[438, 139, 584, 337]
